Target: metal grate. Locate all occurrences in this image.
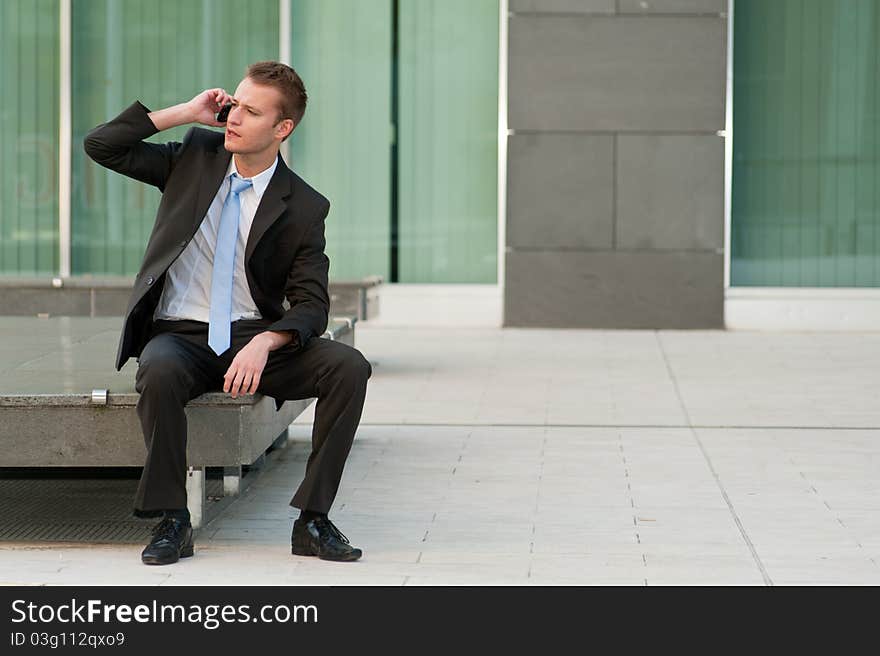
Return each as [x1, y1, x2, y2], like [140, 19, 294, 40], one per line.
[0, 475, 223, 543]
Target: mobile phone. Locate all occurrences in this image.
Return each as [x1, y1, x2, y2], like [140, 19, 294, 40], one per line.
[216, 102, 232, 123]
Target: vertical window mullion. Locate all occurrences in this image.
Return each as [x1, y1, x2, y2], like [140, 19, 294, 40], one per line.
[59, 0, 71, 278]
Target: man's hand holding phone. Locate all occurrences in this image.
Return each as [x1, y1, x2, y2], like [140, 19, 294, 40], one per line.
[187, 88, 233, 127]
[147, 87, 233, 132]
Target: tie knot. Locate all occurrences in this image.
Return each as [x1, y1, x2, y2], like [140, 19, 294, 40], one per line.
[229, 173, 253, 195]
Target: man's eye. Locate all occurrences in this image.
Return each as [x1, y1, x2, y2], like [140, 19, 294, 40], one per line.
[248, 109, 256, 115]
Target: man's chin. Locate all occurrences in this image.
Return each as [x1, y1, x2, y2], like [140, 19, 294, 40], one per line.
[224, 138, 242, 152]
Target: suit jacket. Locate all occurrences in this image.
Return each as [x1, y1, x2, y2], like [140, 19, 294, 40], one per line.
[83, 100, 331, 378]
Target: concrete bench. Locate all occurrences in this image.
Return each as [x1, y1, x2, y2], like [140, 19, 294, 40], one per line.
[328, 275, 383, 320]
[0, 316, 357, 527]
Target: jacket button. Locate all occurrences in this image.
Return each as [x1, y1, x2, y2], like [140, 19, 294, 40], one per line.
[145, 275, 154, 285]
[180, 240, 187, 248]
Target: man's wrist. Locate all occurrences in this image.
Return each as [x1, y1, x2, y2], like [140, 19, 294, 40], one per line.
[147, 101, 196, 132]
[255, 330, 295, 352]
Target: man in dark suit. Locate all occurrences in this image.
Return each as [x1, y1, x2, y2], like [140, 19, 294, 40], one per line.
[83, 61, 370, 565]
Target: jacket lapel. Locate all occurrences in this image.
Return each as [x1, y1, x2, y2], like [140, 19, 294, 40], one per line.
[245, 154, 293, 264]
[192, 144, 232, 234]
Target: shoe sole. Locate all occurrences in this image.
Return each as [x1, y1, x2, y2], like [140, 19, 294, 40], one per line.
[142, 544, 194, 566]
[291, 544, 362, 562]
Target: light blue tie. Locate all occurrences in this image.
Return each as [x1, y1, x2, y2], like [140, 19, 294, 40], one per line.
[208, 173, 253, 355]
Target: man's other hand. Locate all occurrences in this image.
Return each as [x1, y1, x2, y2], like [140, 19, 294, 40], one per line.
[223, 331, 294, 398]
[223, 334, 271, 398]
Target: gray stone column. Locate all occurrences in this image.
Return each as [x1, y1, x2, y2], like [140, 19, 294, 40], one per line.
[505, 0, 727, 328]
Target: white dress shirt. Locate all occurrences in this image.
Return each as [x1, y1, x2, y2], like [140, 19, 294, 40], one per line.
[153, 154, 279, 323]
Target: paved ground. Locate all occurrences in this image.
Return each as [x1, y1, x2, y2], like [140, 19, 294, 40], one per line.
[1, 325, 878, 585]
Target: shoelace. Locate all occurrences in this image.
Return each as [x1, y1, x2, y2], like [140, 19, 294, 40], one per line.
[151, 517, 183, 541]
[315, 517, 350, 544]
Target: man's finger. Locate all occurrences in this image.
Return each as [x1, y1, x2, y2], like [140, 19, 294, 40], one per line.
[240, 371, 254, 396]
[248, 373, 261, 395]
[230, 370, 245, 397]
[233, 368, 252, 397]
[223, 367, 235, 393]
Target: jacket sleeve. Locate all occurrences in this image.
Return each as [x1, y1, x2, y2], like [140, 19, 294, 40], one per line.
[82, 100, 193, 192]
[267, 202, 331, 347]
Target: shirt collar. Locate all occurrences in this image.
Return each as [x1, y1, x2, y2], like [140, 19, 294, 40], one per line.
[226, 153, 279, 200]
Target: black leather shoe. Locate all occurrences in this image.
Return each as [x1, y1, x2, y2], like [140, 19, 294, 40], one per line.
[141, 517, 194, 565]
[291, 516, 362, 561]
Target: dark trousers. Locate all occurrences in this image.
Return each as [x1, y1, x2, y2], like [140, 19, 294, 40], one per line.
[132, 318, 371, 517]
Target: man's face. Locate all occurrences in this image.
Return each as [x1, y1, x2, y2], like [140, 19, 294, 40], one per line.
[223, 76, 292, 154]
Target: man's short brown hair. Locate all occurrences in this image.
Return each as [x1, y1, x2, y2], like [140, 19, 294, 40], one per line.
[245, 61, 307, 142]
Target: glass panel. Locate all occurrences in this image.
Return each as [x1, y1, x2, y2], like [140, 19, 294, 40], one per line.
[0, 0, 59, 275]
[398, 0, 498, 283]
[289, 0, 392, 282]
[72, 0, 279, 276]
[732, 0, 880, 286]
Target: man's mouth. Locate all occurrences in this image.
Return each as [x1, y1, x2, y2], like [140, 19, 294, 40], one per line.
[227, 129, 240, 138]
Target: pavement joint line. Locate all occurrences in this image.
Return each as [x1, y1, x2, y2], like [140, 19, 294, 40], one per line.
[618, 432, 646, 566]
[786, 456, 872, 561]
[654, 331, 774, 587]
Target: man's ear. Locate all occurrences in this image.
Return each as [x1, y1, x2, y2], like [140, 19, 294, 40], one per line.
[277, 118, 294, 141]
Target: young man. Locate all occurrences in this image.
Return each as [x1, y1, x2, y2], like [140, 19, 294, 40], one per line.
[83, 61, 370, 565]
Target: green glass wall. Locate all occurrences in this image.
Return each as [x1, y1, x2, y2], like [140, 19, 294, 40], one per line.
[289, 0, 393, 282]
[398, 0, 498, 283]
[72, 0, 279, 275]
[0, 0, 59, 275]
[732, 0, 880, 286]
